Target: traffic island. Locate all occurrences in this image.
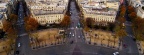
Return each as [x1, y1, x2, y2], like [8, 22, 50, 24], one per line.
[0, 38, 15, 55]
[84, 29, 122, 50]
[29, 28, 66, 50]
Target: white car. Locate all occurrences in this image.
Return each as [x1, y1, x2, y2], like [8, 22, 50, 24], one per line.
[78, 36, 80, 38]
[113, 52, 119, 55]
[18, 43, 21, 47]
[73, 34, 74, 36]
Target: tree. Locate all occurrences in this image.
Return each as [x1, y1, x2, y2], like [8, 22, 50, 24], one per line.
[84, 26, 90, 32]
[3, 20, 12, 32]
[115, 29, 127, 49]
[118, 17, 126, 24]
[113, 36, 117, 47]
[108, 22, 115, 31]
[132, 17, 144, 40]
[120, 5, 126, 17]
[117, 17, 126, 28]
[133, 17, 144, 33]
[135, 33, 144, 41]
[114, 25, 121, 32]
[9, 14, 18, 24]
[25, 17, 38, 32]
[86, 17, 95, 28]
[3, 19, 17, 40]
[120, 10, 126, 17]
[127, 6, 135, 13]
[60, 15, 71, 27]
[6, 39, 14, 52]
[129, 12, 137, 21]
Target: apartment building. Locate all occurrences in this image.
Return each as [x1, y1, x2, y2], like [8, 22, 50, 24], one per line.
[0, 2, 9, 29]
[77, 0, 120, 25]
[127, 0, 144, 18]
[26, 0, 68, 25]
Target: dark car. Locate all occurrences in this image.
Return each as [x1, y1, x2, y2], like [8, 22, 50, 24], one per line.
[133, 38, 136, 41]
[70, 41, 74, 44]
[16, 51, 19, 55]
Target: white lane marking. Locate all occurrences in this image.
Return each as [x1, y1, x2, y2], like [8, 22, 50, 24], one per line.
[19, 33, 28, 36]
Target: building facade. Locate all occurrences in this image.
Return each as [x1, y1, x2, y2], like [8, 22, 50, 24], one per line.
[76, 0, 120, 25]
[128, 0, 144, 18]
[26, 0, 68, 25]
[0, 2, 9, 29]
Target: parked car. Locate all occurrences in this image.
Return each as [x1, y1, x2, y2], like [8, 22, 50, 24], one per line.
[18, 43, 21, 47]
[113, 52, 119, 55]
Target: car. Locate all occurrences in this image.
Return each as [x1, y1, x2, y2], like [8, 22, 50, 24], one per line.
[78, 36, 80, 38]
[18, 43, 21, 47]
[70, 41, 74, 44]
[113, 52, 119, 55]
[16, 51, 19, 55]
[73, 34, 74, 36]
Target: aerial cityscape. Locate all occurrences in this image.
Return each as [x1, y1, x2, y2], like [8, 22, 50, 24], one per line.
[0, 0, 144, 55]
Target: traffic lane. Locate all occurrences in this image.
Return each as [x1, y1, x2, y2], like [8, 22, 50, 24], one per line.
[16, 3, 31, 55]
[75, 29, 84, 43]
[122, 36, 139, 55]
[20, 35, 31, 55]
[125, 24, 134, 36]
[31, 43, 74, 55]
[69, 29, 75, 41]
[77, 42, 128, 55]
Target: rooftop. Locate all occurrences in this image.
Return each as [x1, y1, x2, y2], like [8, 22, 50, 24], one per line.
[34, 10, 64, 16]
[28, 0, 67, 15]
[0, 3, 7, 12]
[81, 1, 118, 15]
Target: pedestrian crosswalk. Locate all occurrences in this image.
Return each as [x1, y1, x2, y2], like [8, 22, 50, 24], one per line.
[68, 27, 83, 29]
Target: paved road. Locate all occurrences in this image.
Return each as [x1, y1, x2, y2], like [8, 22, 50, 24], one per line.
[13, 1, 135, 55]
[30, 1, 129, 55]
[15, 1, 31, 55]
[121, 0, 139, 55]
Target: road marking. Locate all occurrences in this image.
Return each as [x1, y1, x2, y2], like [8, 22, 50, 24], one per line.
[19, 33, 28, 36]
[68, 28, 83, 30]
[63, 51, 99, 54]
[74, 28, 77, 42]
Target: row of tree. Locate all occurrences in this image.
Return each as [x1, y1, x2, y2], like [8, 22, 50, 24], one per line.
[127, 6, 144, 41]
[83, 17, 115, 32]
[59, 15, 71, 28]
[127, 6, 137, 22]
[24, 14, 71, 32]
[2, 14, 18, 55]
[24, 16, 38, 32]
[114, 4, 127, 44]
